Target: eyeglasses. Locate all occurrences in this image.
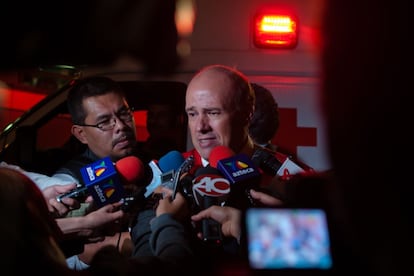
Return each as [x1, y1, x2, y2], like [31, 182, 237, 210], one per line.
[77, 107, 134, 131]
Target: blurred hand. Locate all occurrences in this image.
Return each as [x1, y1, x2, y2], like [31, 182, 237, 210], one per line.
[84, 202, 126, 237]
[156, 187, 189, 221]
[249, 189, 283, 206]
[191, 205, 241, 241]
[57, 202, 125, 238]
[42, 183, 80, 217]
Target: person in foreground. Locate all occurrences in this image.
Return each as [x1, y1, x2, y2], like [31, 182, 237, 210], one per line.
[319, 1, 412, 275]
[0, 167, 81, 276]
[0, 160, 126, 259]
[0, 166, 195, 276]
[87, 187, 196, 275]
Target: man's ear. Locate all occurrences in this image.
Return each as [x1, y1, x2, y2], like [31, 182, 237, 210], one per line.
[71, 125, 88, 144]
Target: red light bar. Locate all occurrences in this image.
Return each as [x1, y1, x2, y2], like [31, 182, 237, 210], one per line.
[253, 12, 298, 49]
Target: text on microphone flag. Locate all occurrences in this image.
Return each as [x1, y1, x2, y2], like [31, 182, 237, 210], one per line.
[216, 153, 260, 184]
[192, 174, 230, 197]
[80, 157, 125, 206]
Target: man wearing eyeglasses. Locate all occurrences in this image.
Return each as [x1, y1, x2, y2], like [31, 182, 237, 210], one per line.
[41, 76, 139, 270]
[47, 76, 192, 270]
[53, 76, 139, 185]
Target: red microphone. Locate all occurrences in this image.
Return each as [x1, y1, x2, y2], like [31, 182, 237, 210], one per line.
[208, 145, 235, 168]
[113, 156, 147, 211]
[115, 156, 145, 184]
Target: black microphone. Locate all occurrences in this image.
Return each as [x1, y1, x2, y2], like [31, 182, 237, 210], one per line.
[251, 147, 282, 176]
[251, 147, 306, 179]
[170, 154, 194, 200]
[192, 166, 231, 245]
[57, 156, 145, 209]
[209, 146, 261, 211]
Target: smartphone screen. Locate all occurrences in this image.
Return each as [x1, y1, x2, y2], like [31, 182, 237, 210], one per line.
[245, 208, 333, 270]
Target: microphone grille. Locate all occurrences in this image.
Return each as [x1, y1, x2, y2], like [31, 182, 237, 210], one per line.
[158, 150, 185, 172]
[209, 145, 235, 168]
[115, 156, 145, 183]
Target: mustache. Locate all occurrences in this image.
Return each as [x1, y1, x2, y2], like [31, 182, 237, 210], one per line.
[112, 132, 136, 147]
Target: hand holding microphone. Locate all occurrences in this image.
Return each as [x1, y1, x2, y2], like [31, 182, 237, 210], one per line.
[191, 189, 283, 243]
[144, 150, 185, 197]
[56, 155, 145, 210]
[191, 205, 242, 242]
[43, 183, 82, 217]
[155, 187, 190, 222]
[144, 150, 194, 202]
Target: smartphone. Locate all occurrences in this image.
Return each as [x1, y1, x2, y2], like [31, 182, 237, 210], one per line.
[245, 208, 333, 271]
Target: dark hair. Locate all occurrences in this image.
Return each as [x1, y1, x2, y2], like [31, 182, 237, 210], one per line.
[67, 76, 126, 125]
[0, 168, 69, 274]
[248, 83, 279, 145]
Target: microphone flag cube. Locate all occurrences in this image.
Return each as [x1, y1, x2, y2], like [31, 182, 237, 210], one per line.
[215, 153, 261, 184]
[80, 157, 125, 207]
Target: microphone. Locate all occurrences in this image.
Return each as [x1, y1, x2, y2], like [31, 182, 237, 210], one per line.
[251, 147, 305, 179]
[144, 150, 185, 198]
[57, 156, 145, 209]
[192, 166, 231, 245]
[115, 156, 145, 184]
[170, 154, 194, 200]
[209, 145, 261, 210]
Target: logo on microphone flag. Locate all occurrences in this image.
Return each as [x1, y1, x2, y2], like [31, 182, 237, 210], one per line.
[276, 157, 304, 180]
[217, 154, 260, 184]
[81, 157, 125, 207]
[94, 161, 106, 177]
[222, 160, 249, 170]
[192, 174, 230, 197]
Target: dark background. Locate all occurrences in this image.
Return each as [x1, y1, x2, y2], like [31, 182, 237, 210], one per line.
[0, 0, 180, 74]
